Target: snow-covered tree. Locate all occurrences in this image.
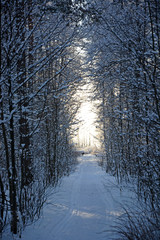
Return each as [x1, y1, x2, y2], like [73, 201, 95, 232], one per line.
[88, 0, 160, 238]
[0, 0, 83, 235]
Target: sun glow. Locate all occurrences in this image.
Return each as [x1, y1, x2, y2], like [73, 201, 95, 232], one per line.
[77, 102, 97, 147]
[73, 39, 101, 150]
[73, 83, 101, 150]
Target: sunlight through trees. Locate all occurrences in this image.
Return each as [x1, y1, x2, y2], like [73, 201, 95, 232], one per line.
[1, 0, 160, 239]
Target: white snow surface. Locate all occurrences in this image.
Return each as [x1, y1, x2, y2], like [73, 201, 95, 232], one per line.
[3, 154, 136, 240]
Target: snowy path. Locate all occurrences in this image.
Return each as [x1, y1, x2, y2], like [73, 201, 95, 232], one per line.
[18, 155, 135, 240]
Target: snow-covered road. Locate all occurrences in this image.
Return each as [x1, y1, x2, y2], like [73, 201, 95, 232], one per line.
[15, 155, 135, 240]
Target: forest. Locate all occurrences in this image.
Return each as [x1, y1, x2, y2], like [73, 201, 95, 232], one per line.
[0, 0, 160, 239]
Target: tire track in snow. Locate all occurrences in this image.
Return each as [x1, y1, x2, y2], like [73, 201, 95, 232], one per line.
[18, 155, 136, 240]
[52, 155, 110, 240]
[51, 159, 85, 238]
